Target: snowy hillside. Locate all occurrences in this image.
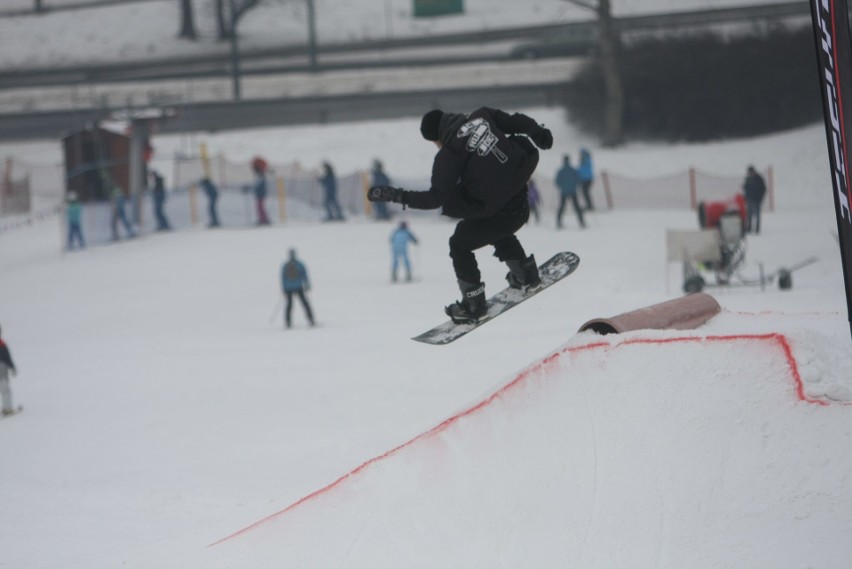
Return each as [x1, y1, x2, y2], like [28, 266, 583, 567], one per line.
[1, 111, 852, 567]
[2, 1, 852, 567]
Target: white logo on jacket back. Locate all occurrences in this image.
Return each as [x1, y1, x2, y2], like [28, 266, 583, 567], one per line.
[456, 118, 508, 164]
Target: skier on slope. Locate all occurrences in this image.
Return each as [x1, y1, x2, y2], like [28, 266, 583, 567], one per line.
[0, 325, 19, 416]
[280, 248, 315, 329]
[367, 107, 553, 323]
[390, 220, 418, 282]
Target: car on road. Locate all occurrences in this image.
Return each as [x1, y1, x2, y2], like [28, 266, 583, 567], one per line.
[509, 24, 597, 59]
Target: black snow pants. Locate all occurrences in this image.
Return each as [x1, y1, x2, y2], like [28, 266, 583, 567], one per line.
[448, 190, 530, 285]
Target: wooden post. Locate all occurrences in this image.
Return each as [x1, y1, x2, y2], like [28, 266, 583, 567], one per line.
[2, 157, 11, 189]
[601, 170, 613, 210]
[199, 143, 212, 179]
[689, 167, 697, 209]
[277, 176, 286, 221]
[218, 153, 226, 189]
[767, 165, 775, 212]
[189, 183, 199, 226]
[361, 171, 372, 216]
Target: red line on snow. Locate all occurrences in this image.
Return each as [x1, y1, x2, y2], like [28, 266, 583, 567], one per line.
[209, 333, 843, 547]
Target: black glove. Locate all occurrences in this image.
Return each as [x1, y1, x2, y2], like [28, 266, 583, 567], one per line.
[531, 126, 553, 150]
[368, 185, 404, 203]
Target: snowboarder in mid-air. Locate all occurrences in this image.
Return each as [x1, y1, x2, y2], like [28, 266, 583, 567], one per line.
[368, 107, 554, 323]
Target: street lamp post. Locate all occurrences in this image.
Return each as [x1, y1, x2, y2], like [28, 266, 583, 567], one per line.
[229, 0, 242, 100]
[307, 0, 318, 69]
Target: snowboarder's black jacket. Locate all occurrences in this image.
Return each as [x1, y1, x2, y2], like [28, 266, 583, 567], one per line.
[0, 340, 14, 371]
[404, 107, 544, 219]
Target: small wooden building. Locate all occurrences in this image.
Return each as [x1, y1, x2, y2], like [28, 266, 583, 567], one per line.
[63, 125, 130, 202]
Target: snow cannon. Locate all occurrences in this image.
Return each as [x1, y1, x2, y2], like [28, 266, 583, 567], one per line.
[578, 293, 721, 335]
[697, 194, 746, 230]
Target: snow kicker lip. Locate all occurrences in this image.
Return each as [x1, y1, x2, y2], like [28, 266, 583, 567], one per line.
[578, 292, 721, 335]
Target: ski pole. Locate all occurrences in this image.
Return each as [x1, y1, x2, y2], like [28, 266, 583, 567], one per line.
[269, 295, 283, 325]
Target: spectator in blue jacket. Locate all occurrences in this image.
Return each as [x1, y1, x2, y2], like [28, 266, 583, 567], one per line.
[281, 248, 315, 328]
[390, 220, 418, 282]
[66, 191, 85, 250]
[555, 154, 586, 229]
[578, 147, 595, 211]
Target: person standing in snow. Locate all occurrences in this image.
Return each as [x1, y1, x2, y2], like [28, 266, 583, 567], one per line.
[200, 178, 221, 228]
[0, 325, 19, 416]
[555, 154, 586, 230]
[369, 160, 393, 220]
[281, 249, 315, 329]
[390, 220, 418, 282]
[318, 161, 345, 221]
[367, 106, 553, 323]
[742, 165, 767, 234]
[66, 191, 85, 250]
[149, 170, 171, 231]
[578, 147, 595, 211]
[251, 158, 271, 226]
[110, 182, 135, 240]
[527, 178, 541, 224]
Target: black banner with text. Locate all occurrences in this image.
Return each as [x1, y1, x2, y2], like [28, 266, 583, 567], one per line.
[810, 0, 852, 340]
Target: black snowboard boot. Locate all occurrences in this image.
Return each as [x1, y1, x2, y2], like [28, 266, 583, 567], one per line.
[445, 280, 487, 323]
[506, 255, 542, 290]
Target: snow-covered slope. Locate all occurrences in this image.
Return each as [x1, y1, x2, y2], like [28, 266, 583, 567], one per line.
[1, 115, 851, 567]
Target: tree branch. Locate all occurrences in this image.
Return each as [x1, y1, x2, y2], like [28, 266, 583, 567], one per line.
[562, 0, 599, 14]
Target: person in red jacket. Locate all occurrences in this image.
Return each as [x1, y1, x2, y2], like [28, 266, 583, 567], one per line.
[0, 325, 19, 416]
[368, 107, 553, 323]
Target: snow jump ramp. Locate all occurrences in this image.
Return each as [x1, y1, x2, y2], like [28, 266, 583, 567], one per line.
[198, 298, 852, 569]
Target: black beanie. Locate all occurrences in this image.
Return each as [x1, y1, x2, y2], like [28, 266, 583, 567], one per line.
[420, 109, 444, 141]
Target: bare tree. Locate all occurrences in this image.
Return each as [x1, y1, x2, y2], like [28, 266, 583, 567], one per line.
[178, 0, 198, 40]
[216, 0, 263, 40]
[564, 0, 624, 146]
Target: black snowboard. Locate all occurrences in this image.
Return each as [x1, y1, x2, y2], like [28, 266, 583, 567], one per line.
[412, 252, 580, 345]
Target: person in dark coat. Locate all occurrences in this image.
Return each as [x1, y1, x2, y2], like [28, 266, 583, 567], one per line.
[149, 170, 171, 231]
[200, 178, 221, 227]
[281, 248, 315, 328]
[319, 161, 345, 221]
[555, 154, 586, 229]
[527, 179, 541, 224]
[743, 165, 767, 234]
[368, 107, 553, 322]
[370, 160, 393, 220]
[0, 325, 18, 416]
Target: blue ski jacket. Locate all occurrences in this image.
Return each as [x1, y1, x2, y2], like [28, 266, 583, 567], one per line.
[281, 260, 310, 292]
